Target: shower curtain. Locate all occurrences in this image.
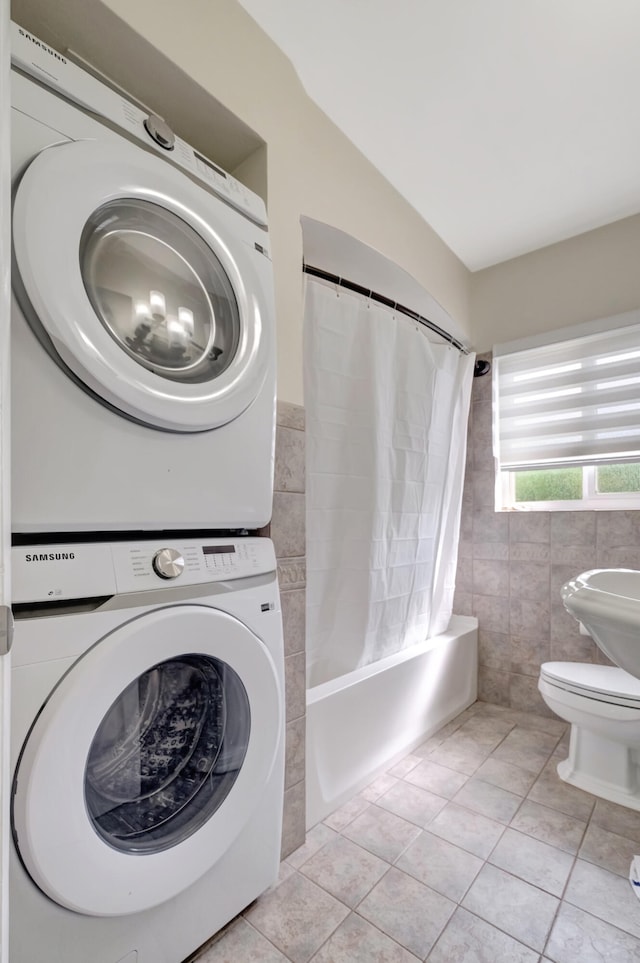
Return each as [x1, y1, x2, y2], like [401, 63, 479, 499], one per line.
[304, 278, 474, 688]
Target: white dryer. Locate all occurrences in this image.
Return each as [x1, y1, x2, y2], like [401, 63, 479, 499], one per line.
[10, 536, 285, 963]
[10, 24, 276, 535]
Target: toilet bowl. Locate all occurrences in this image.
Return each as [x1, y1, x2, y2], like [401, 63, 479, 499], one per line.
[539, 661, 640, 809]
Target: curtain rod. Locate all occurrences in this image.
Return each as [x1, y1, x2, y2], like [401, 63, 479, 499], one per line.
[303, 263, 469, 355]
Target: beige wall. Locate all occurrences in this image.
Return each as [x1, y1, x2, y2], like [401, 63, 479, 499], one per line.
[13, 0, 471, 405]
[460, 211, 640, 713]
[472, 212, 640, 349]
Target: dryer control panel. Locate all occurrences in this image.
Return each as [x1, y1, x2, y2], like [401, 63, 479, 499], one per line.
[10, 22, 268, 227]
[12, 538, 277, 604]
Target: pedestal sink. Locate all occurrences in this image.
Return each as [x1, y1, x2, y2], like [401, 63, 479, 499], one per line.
[561, 569, 640, 679]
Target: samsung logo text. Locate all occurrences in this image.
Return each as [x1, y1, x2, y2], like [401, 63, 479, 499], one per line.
[25, 553, 76, 562]
[18, 28, 68, 64]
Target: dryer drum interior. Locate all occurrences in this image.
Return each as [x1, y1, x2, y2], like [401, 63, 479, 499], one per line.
[84, 655, 250, 854]
[80, 198, 242, 385]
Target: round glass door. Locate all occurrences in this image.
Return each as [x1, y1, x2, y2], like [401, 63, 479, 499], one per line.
[85, 655, 249, 854]
[80, 199, 240, 384]
[12, 605, 282, 916]
[12, 139, 274, 432]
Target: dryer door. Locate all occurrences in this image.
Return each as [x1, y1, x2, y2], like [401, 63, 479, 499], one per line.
[12, 605, 282, 916]
[12, 139, 273, 432]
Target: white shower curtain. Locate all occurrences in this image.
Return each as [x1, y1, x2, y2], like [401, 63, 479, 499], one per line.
[305, 279, 474, 687]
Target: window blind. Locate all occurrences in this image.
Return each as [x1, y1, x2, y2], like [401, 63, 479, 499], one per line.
[494, 322, 640, 471]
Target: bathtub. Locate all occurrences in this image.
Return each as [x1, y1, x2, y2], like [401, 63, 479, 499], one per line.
[305, 614, 478, 828]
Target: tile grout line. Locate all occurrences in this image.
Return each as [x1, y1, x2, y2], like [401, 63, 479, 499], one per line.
[244, 916, 294, 962]
[347, 907, 423, 962]
[538, 792, 602, 962]
[419, 718, 577, 957]
[440, 716, 570, 960]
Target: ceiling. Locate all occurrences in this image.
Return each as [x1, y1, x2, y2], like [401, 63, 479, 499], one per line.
[237, 0, 640, 271]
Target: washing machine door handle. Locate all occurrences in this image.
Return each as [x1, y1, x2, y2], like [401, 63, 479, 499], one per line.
[0, 605, 13, 655]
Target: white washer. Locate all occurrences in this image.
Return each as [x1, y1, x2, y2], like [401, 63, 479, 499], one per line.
[10, 23, 276, 535]
[10, 536, 285, 963]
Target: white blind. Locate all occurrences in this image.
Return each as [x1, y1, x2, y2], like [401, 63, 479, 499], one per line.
[494, 322, 640, 470]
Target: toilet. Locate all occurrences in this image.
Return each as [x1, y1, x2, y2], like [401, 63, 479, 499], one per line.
[538, 569, 640, 809]
[539, 661, 640, 809]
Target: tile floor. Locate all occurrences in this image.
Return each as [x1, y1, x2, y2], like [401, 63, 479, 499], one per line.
[190, 701, 640, 962]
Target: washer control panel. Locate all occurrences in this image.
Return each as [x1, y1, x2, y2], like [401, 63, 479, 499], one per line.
[115, 538, 275, 593]
[12, 538, 277, 603]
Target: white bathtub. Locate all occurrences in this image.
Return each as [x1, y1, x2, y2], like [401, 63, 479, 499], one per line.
[305, 614, 478, 828]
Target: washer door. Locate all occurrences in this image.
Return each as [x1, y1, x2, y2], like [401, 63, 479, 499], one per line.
[12, 605, 282, 916]
[12, 139, 272, 432]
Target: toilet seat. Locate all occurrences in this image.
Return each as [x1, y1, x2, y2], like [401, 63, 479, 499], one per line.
[540, 662, 640, 710]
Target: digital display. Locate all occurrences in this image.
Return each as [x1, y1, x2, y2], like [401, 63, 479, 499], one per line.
[202, 545, 236, 555]
[193, 150, 227, 179]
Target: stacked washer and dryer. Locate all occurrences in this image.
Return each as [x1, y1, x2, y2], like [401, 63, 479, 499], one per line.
[9, 23, 284, 963]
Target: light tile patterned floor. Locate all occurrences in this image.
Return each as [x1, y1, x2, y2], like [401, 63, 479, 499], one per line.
[190, 702, 640, 962]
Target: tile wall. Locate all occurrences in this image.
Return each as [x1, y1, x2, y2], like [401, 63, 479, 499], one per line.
[453, 354, 640, 714]
[269, 401, 307, 857]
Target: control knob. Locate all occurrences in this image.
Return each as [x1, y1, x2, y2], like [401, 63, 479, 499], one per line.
[144, 113, 175, 151]
[153, 548, 185, 580]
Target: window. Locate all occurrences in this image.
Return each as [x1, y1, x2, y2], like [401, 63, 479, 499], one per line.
[493, 311, 640, 511]
[498, 463, 640, 511]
